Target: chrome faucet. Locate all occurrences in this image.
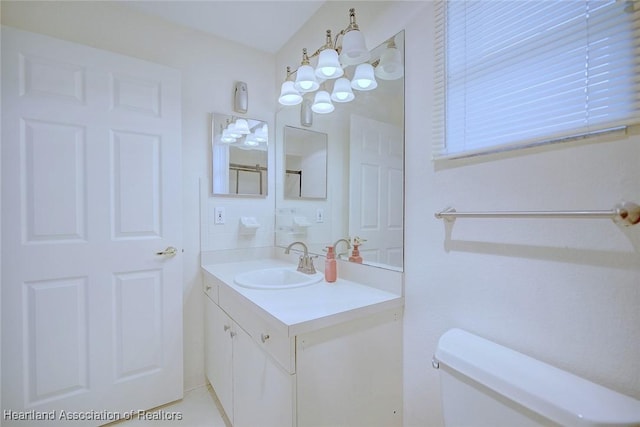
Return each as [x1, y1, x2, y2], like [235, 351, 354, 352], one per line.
[284, 241, 316, 274]
[333, 238, 351, 260]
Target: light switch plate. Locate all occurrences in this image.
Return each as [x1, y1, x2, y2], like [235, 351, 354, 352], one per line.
[316, 209, 324, 223]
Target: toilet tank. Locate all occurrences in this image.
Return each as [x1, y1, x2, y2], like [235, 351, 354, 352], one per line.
[434, 329, 640, 427]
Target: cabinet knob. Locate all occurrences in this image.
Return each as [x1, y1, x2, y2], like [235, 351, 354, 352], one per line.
[261, 333, 270, 343]
[206, 285, 212, 291]
[224, 325, 231, 332]
[229, 331, 237, 338]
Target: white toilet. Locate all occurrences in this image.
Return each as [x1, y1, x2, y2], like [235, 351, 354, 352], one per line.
[434, 329, 640, 426]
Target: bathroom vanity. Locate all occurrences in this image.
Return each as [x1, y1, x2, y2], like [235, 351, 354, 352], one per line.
[202, 258, 403, 427]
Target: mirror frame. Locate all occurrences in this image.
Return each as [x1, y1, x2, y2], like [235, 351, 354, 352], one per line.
[283, 126, 328, 200]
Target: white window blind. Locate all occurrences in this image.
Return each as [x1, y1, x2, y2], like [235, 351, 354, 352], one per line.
[433, 0, 640, 159]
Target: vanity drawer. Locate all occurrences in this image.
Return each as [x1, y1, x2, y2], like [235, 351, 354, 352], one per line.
[219, 285, 294, 374]
[203, 272, 220, 304]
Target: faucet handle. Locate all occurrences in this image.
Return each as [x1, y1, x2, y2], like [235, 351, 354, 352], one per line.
[304, 255, 318, 274]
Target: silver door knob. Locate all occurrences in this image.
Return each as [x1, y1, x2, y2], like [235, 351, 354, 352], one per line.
[156, 246, 177, 257]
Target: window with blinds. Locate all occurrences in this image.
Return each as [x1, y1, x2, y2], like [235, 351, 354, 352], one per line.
[433, 0, 640, 159]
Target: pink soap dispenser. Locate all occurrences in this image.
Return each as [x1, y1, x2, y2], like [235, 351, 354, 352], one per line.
[348, 236, 365, 263]
[325, 246, 337, 283]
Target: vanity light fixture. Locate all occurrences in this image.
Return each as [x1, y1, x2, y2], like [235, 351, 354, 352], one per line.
[311, 90, 335, 114]
[294, 49, 320, 93]
[315, 30, 344, 79]
[278, 8, 400, 117]
[279, 67, 303, 106]
[331, 77, 355, 102]
[351, 63, 377, 91]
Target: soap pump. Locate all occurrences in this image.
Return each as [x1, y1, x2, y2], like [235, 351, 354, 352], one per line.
[349, 236, 366, 263]
[324, 246, 337, 282]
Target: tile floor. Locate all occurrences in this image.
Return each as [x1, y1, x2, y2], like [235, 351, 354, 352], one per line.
[107, 385, 229, 427]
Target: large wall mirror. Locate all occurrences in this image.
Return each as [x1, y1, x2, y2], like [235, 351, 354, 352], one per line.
[284, 126, 328, 199]
[275, 31, 404, 271]
[211, 113, 268, 196]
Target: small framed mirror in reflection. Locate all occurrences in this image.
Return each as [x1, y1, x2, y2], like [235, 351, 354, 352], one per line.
[211, 113, 268, 197]
[283, 126, 328, 200]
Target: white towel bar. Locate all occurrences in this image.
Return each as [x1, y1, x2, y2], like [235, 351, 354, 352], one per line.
[435, 201, 640, 227]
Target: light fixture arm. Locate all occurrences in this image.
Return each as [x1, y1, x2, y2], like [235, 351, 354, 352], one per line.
[332, 8, 360, 52]
[284, 66, 296, 80]
[283, 8, 364, 77]
[301, 48, 311, 65]
[309, 30, 335, 58]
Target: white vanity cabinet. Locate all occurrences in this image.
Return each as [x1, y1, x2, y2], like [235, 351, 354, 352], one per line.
[204, 295, 233, 421]
[204, 287, 294, 427]
[203, 266, 403, 427]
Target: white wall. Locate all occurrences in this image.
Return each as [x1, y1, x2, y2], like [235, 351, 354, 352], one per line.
[1, 0, 276, 391]
[402, 3, 640, 426]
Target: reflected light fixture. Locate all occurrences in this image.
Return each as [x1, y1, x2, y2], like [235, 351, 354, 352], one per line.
[375, 38, 404, 80]
[226, 122, 242, 138]
[254, 124, 268, 143]
[278, 7, 401, 119]
[218, 118, 268, 148]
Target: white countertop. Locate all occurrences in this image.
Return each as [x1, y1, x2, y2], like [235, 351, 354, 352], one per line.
[202, 258, 404, 336]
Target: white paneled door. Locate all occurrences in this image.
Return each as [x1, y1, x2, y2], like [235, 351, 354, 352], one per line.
[349, 115, 404, 268]
[1, 28, 183, 426]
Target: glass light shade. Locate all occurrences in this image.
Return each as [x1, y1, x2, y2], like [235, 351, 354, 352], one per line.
[234, 118, 250, 134]
[351, 63, 378, 91]
[226, 123, 242, 138]
[279, 81, 302, 106]
[331, 77, 355, 102]
[294, 64, 320, 92]
[220, 130, 236, 143]
[311, 90, 335, 114]
[244, 135, 259, 147]
[315, 49, 344, 79]
[254, 124, 268, 142]
[340, 30, 371, 65]
[375, 47, 404, 80]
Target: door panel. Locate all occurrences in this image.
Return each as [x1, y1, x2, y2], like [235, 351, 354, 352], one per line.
[2, 27, 183, 426]
[111, 130, 161, 238]
[25, 277, 89, 405]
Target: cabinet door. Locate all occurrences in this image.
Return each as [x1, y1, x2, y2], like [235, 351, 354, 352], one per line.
[204, 296, 234, 422]
[233, 326, 294, 427]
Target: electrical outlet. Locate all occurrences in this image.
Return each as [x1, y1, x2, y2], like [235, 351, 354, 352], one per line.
[316, 209, 324, 223]
[214, 207, 226, 224]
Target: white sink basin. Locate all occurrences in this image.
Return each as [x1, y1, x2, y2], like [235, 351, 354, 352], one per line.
[234, 267, 323, 290]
